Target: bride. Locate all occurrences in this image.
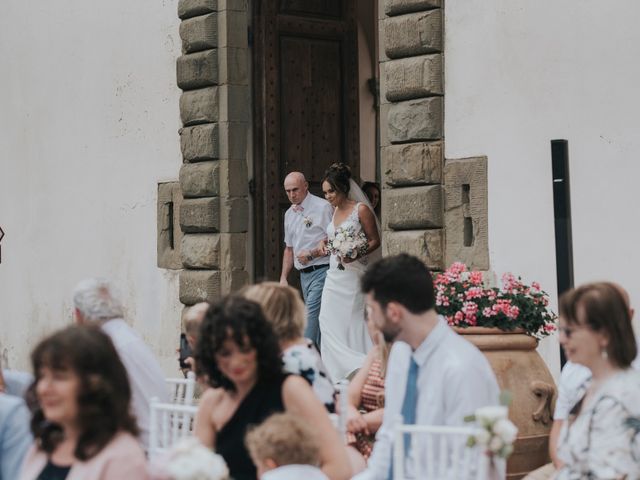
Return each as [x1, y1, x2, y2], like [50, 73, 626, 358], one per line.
[316, 163, 381, 381]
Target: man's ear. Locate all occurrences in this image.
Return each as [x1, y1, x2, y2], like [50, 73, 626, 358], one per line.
[74, 308, 84, 325]
[386, 302, 403, 324]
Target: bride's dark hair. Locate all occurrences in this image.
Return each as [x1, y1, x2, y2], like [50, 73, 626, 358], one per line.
[322, 162, 352, 196]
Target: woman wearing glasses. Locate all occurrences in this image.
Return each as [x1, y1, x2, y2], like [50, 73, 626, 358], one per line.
[555, 282, 640, 479]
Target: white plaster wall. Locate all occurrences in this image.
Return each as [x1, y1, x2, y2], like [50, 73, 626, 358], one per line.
[0, 1, 183, 375]
[445, 0, 640, 379]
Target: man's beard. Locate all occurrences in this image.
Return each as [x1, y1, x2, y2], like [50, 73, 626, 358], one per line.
[381, 320, 401, 343]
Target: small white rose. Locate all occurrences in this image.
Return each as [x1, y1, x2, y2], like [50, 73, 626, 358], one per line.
[475, 405, 508, 425]
[474, 429, 491, 446]
[489, 435, 504, 453]
[332, 239, 342, 248]
[493, 418, 518, 443]
[336, 233, 346, 242]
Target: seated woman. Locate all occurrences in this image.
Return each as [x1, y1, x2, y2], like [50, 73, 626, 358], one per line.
[243, 282, 335, 412]
[194, 295, 351, 480]
[555, 282, 640, 479]
[20, 325, 148, 480]
[344, 320, 389, 459]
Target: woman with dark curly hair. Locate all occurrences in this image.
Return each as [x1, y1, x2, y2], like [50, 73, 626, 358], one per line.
[316, 163, 380, 381]
[19, 325, 147, 480]
[194, 295, 351, 480]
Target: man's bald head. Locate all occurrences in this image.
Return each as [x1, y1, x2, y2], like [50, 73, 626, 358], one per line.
[284, 171, 309, 205]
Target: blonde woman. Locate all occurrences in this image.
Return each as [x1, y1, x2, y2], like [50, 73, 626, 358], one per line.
[243, 282, 336, 412]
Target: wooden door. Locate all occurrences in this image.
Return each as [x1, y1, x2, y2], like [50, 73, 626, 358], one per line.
[253, 0, 360, 281]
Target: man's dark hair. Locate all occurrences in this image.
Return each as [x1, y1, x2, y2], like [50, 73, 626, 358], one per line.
[196, 295, 284, 391]
[361, 254, 435, 313]
[29, 325, 138, 460]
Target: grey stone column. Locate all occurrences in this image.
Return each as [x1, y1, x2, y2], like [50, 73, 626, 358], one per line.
[378, 0, 489, 271]
[176, 0, 250, 305]
[379, 0, 445, 271]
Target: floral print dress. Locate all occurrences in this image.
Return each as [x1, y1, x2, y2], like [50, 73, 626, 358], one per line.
[556, 369, 640, 480]
[282, 340, 336, 412]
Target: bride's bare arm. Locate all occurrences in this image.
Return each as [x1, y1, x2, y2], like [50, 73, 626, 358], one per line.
[358, 203, 380, 255]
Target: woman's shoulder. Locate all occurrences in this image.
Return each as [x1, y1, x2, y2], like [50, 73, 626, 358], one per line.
[200, 387, 227, 409]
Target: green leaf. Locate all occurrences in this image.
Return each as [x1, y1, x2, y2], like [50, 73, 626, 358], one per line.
[463, 414, 476, 423]
[499, 390, 513, 407]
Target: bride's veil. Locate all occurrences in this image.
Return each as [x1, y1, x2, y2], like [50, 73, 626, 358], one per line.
[348, 178, 382, 263]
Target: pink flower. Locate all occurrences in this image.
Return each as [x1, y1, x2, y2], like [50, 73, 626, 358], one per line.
[454, 311, 464, 324]
[470, 271, 484, 286]
[465, 287, 484, 300]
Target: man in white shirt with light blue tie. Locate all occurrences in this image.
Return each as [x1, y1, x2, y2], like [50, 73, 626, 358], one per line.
[355, 254, 500, 480]
[280, 172, 333, 348]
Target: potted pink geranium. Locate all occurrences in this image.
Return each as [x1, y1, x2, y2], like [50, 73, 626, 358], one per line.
[434, 262, 556, 338]
[434, 262, 558, 477]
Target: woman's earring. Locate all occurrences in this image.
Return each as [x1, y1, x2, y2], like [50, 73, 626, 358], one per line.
[601, 347, 609, 360]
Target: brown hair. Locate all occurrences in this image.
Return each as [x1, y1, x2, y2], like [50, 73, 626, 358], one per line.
[29, 325, 138, 460]
[242, 282, 305, 342]
[559, 282, 637, 368]
[245, 413, 320, 467]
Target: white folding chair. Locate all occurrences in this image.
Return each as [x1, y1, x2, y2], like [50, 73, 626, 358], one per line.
[148, 397, 198, 460]
[393, 415, 493, 480]
[165, 371, 196, 405]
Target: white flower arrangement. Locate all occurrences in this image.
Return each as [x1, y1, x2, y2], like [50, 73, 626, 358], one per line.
[326, 225, 368, 270]
[161, 438, 229, 480]
[465, 405, 518, 459]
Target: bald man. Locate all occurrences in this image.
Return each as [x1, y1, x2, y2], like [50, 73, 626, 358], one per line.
[280, 172, 333, 348]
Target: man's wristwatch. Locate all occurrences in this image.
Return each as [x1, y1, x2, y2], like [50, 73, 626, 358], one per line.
[306, 254, 313, 261]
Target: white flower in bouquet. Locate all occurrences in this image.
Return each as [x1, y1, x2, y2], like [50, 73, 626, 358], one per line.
[165, 438, 229, 480]
[466, 404, 517, 459]
[493, 418, 518, 443]
[474, 428, 491, 446]
[475, 405, 508, 426]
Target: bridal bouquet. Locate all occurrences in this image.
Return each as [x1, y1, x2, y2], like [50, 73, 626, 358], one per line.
[326, 225, 368, 270]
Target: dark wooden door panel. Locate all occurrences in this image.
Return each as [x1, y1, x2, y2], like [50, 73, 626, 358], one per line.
[279, 0, 343, 18]
[253, 0, 359, 281]
[280, 36, 344, 193]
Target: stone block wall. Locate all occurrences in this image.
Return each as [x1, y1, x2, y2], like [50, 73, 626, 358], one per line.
[380, 0, 445, 270]
[379, 0, 489, 272]
[174, 0, 250, 305]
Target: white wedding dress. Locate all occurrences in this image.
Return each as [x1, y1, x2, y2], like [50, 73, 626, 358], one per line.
[319, 202, 374, 381]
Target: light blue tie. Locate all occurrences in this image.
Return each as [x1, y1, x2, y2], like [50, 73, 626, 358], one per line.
[388, 358, 419, 479]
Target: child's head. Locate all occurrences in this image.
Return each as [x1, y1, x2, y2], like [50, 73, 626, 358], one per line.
[245, 413, 320, 477]
[183, 302, 209, 349]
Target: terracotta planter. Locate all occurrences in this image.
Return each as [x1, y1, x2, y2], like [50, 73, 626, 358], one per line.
[455, 327, 557, 480]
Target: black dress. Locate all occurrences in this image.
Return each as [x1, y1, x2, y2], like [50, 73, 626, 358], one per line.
[216, 375, 287, 480]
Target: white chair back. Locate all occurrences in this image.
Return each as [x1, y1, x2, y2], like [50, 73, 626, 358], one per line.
[393, 415, 491, 480]
[165, 371, 196, 405]
[148, 397, 198, 459]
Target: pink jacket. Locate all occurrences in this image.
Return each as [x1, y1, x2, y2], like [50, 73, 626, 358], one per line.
[20, 432, 149, 480]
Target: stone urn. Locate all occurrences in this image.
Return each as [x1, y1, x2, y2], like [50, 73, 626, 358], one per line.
[456, 327, 557, 480]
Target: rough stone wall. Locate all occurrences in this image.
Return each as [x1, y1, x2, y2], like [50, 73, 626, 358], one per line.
[379, 0, 489, 271]
[175, 0, 250, 304]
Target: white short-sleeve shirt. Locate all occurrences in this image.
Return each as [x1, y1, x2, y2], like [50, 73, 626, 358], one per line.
[284, 193, 333, 271]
